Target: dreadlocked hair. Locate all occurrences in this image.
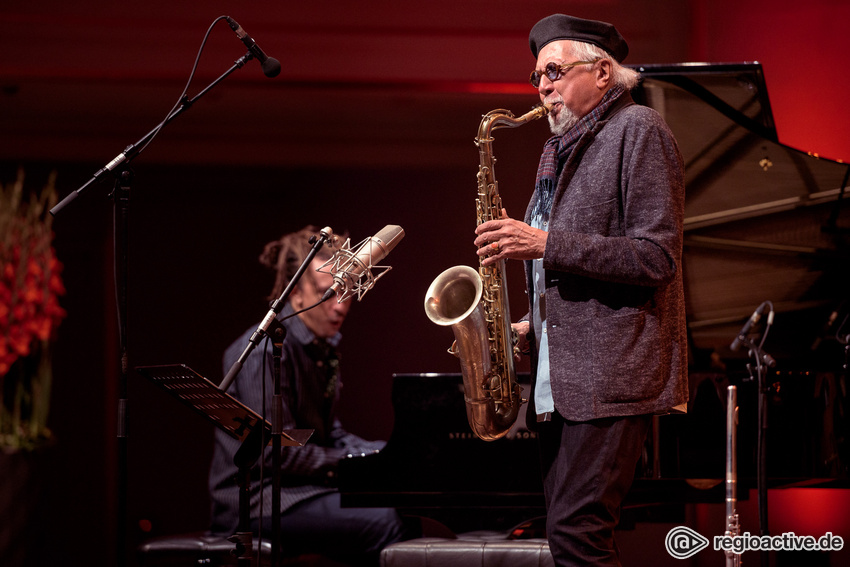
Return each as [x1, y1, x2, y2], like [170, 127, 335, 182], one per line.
[259, 225, 347, 300]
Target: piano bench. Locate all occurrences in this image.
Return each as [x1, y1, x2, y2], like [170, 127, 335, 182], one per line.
[136, 532, 343, 566]
[380, 533, 553, 567]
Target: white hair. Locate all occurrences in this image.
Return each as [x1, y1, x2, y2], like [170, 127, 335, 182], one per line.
[568, 41, 640, 91]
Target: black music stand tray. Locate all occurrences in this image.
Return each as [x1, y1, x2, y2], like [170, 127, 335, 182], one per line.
[135, 363, 313, 566]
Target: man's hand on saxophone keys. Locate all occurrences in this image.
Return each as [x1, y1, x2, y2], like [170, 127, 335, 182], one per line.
[474, 209, 548, 266]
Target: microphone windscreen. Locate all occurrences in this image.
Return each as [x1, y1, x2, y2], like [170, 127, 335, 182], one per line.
[263, 58, 282, 78]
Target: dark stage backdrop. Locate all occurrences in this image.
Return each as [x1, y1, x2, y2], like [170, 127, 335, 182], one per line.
[4, 1, 850, 564]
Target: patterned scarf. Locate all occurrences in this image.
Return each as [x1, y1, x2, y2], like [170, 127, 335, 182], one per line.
[531, 85, 625, 219]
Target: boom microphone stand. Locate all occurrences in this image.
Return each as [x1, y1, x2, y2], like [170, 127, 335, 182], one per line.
[49, 43, 270, 567]
[50, 49, 261, 217]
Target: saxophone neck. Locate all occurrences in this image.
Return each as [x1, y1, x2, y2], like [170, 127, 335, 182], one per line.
[477, 104, 552, 140]
[520, 103, 553, 121]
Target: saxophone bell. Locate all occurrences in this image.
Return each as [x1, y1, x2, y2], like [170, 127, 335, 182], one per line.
[424, 265, 520, 441]
[424, 104, 549, 441]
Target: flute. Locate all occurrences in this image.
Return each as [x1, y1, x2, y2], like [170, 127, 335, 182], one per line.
[725, 385, 742, 567]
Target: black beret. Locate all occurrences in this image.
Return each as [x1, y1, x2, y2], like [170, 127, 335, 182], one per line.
[529, 14, 629, 62]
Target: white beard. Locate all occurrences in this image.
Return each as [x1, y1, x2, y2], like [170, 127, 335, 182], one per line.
[548, 105, 579, 136]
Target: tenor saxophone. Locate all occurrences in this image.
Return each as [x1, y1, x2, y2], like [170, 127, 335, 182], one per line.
[424, 104, 551, 441]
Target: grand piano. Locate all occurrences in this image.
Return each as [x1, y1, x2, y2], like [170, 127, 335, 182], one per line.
[339, 63, 850, 533]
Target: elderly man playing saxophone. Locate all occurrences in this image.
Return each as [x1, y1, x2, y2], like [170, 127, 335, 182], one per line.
[474, 14, 689, 567]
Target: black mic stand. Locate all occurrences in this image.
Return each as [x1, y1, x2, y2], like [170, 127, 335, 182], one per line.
[232, 424, 267, 567]
[113, 169, 131, 567]
[738, 333, 776, 567]
[220, 228, 333, 567]
[268, 317, 286, 567]
[48, 50, 263, 567]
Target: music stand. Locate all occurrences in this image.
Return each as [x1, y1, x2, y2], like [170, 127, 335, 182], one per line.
[135, 364, 313, 566]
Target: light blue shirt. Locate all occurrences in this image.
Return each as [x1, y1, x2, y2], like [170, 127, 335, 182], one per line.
[530, 214, 553, 417]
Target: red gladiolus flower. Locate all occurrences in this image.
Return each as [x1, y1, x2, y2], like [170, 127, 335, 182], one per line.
[1, 170, 66, 379]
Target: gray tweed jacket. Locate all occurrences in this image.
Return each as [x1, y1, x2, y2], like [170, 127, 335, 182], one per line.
[524, 93, 689, 423]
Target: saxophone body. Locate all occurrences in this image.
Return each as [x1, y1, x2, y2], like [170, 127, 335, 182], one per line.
[424, 105, 550, 441]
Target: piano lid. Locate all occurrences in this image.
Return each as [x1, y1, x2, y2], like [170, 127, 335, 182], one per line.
[632, 62, 850, 366]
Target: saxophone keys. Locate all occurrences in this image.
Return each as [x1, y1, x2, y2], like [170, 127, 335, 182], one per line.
[448, 340, 460, 358]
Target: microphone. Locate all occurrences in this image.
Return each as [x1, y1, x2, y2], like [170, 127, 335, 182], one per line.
[318, 225, 405, 303]
[225, 16, 281, 78]
[811, 301, 846, 350]
[730, 302, 771, 352]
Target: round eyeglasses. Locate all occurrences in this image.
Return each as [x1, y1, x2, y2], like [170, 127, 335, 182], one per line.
[529, 59, 599, 88]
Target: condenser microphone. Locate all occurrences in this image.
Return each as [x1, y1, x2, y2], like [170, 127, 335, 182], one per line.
[225, 16, 281, 78]
[730, 301, 771, 352]
[319, 225, 405, 303]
